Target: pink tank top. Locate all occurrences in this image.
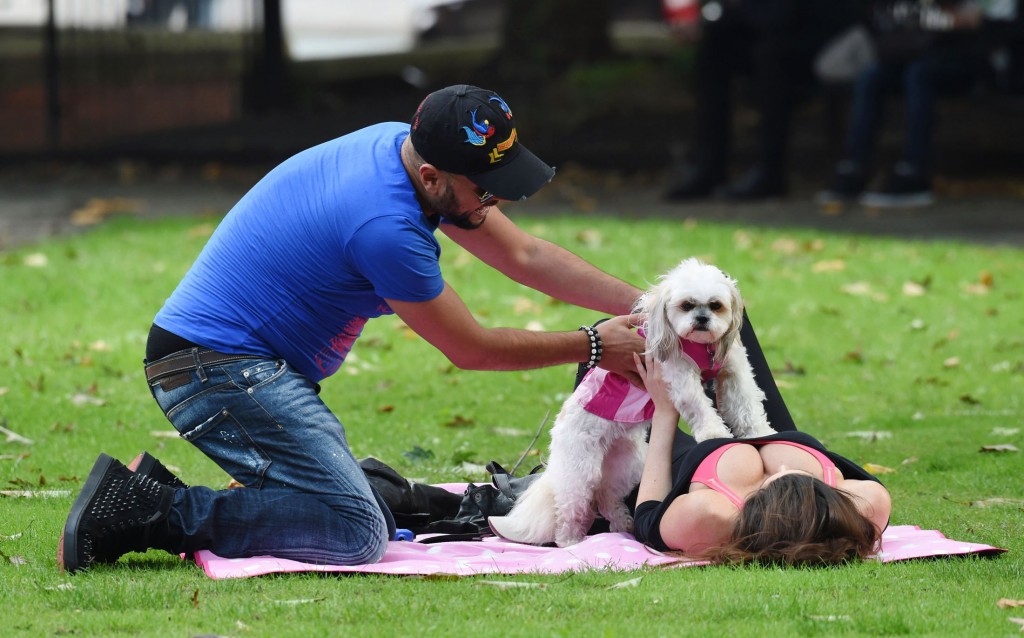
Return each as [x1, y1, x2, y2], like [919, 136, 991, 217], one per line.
[690, 441, 838, 508]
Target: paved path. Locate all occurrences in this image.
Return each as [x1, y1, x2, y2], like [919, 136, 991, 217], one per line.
[1, 163, 1022, 249]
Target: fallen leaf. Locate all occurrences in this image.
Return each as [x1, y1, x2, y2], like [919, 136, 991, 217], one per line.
[0, 489, 71, 498]
[269, 597, 325, 605]
[901, 456, 919, 465]
[150, 430, 179, 439]
[192, 588, 200, 609]
[9, 555, 28, 565]
[808, 615, 851, 622]
[812, 260, 846, 273]
[960, 394, 981, 405]
[0, 532, 22, 541]
[608, 576, 643, 589]
[991, 427, 1019, 436]
[23, 253, 48, 267]
[377, 405, 394, 413]
[513, 297, 543, 315]
[44, 583, 75, 592]
[0, 425, 33, 445]
[864, 463, 896, 475]
[69, 393, 106, 407]
[445, 415, 475, 428]
[999, 599, 1024, 609]
[771, 238, 800, 254]
[980, 444, 1020, 453]
[944, 357, 961, 368]
[845, 431, 893, 441]
[1008, 617, 1024, 631]
[492, 427, 530, 437]
[970, 497, 1024, 508]
[902, 281, 926, 296]
[576, 229, 602, 248]
[476, 580, 546, 590]
[524, 320, 545, 331]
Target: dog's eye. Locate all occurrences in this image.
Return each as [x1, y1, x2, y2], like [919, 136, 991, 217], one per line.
[681, 301, 696, 312]
[709, 301, 723, 311]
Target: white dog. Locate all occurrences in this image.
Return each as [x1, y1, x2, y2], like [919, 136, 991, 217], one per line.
[488, 258, 776, 547]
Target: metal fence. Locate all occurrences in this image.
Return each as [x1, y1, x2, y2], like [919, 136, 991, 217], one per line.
[0, 0, 263, 155]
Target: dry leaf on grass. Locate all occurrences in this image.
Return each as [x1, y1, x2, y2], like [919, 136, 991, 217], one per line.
[846, 431, 893, 441]
[1008, 617, 1024, 631]
[970, 498, 1024, 508]
[0, 490, 71, 498]
[980, 444, 1020, 453]
[999, 599, 1024, 609]
[608, 576, 643, 589]
[863, 463, 896, 475]
[477, 580, 546, 590]
[0, 425, 33, 445]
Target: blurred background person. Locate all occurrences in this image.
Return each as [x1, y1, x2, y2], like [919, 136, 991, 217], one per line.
[816, 0, 997, 208]
[663, 0, 861, 201]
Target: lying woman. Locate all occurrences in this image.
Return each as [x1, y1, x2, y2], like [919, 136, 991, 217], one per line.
[632, 348, 891, 565]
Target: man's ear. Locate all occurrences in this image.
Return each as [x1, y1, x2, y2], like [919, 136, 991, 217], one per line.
[419, 164, 444, 194]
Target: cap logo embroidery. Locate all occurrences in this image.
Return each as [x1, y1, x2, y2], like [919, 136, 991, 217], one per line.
[489, 95, 513, 119]
[461, 108, 494, 146]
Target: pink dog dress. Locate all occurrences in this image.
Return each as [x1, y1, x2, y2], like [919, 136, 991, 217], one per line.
[574, 337, 724, 423]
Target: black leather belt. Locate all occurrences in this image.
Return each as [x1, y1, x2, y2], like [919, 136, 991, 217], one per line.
[145, 348, 255, 384]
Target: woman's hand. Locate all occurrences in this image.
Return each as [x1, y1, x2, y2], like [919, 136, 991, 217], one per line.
[634, 352, 678, 417]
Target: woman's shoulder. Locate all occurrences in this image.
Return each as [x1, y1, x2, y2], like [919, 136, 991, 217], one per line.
[659, 488, 738, 553]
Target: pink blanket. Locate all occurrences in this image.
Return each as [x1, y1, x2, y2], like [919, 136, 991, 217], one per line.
[193, 525, 1004, 579]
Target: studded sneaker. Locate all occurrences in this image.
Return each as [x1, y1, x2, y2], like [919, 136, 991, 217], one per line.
[127, 451, 190, 489]
[58, 453, 175, 573]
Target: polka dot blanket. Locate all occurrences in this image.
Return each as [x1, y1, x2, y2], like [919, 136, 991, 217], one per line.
[193, 525, 1004, 580]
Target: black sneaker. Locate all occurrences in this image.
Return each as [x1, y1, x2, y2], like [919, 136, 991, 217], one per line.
[58, 453, 175, 573]
[816, 160, 867, 204]
[128, 451, 190, 489]
[859, 161, 934, 208]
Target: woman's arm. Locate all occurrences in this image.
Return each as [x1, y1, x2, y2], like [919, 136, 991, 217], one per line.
[635, 353, 681, 505]
[839, 478, 892, 534]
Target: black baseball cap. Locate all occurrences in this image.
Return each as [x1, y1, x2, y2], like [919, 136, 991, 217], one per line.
[410, 85, 556, 201]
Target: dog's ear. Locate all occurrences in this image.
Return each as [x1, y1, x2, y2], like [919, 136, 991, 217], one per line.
[715, 274, 745, 366]
[643, 283, 677, 361]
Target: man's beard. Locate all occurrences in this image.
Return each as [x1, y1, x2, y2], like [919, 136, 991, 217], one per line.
[425, 180, 487, 230]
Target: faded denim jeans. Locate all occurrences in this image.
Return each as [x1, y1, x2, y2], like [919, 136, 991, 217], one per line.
[148, 355, 393, 565]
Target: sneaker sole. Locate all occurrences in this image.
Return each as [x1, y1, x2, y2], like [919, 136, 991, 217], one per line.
[57, 453, 118, 574]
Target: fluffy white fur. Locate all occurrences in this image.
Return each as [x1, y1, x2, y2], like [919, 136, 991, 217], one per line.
[489, 258, 775, 547]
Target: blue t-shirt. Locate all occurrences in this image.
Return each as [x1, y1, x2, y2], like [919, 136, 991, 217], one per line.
[154, 122, 445, 382]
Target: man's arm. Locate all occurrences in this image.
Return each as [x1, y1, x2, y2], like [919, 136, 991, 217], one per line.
[441, 207, 643, 316]
[386, 283, 644, 379]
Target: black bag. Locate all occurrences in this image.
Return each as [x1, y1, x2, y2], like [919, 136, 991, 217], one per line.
[359, 457, 545, 540]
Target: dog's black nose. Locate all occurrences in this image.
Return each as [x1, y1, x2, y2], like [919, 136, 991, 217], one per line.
[695, 314, 710, 326]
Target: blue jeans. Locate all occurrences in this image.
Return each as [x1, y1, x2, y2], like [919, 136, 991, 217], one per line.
[148, 355, 393, 565]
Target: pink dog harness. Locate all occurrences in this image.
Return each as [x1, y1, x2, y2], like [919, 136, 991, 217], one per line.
[691, 441, 838, 508]
[575, 336, 724, 423]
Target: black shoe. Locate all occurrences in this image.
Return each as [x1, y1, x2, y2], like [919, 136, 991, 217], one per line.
[859, 161, 934, 208]
[664, 164, 724, 201]
[58, 453, 175, 573]
[722, 165, 787, 200]
[815, 160, 867, 204]
[128, 451, 190, 489]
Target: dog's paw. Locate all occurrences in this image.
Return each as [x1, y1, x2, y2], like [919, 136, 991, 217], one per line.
[692, 423, 735, 443]
[608, 515, 635, 535]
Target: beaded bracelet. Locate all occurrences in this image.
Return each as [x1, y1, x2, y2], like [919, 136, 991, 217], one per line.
[578, 324, 603, 369]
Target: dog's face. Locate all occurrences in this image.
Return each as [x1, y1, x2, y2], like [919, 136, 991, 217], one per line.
[640, 258, 744, 361]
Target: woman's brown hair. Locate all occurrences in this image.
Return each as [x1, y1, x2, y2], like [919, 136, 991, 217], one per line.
[699, 474, 880, 566]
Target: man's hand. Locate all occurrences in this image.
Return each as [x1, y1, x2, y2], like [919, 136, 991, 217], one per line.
[594, 313, 646, 387]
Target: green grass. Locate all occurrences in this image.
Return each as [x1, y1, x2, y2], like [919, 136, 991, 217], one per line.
[1, 212, 1021, 637]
